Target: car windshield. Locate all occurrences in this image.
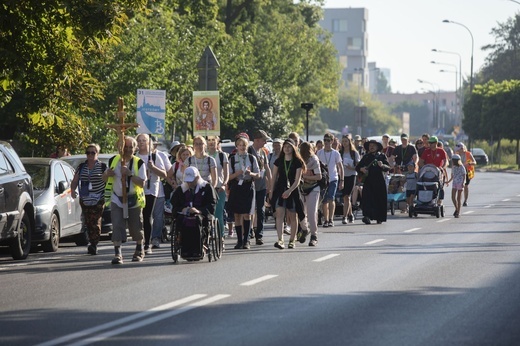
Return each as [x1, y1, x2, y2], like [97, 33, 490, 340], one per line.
[472, 148, 485, 155]
[24, 164, 50, 190]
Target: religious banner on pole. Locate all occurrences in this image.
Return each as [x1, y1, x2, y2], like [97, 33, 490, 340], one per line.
[136, 89, 166, 136]
[193, 90, 220, 137]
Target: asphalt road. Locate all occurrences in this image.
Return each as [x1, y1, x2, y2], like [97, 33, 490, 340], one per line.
[1, 171, 520, 346]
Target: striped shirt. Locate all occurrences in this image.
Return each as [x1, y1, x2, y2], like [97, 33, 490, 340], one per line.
[76, 160, 106, 206]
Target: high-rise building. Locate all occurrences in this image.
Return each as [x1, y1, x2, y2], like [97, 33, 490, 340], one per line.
[319, 8, 369, 90]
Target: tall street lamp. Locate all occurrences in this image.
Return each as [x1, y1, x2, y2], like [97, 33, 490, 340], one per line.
[354, 68, 365, 136]
[442, 20, 474, 92]
[432, 48, 463, 122]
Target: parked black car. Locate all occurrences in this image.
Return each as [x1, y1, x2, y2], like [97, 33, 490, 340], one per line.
[0, 141, 35, 260]
[470, 148, 489, 166]
[21, 158, 86, 252]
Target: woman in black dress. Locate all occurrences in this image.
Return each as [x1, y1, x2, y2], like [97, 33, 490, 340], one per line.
[268, 139, 306, 249]
[355, 140, 390, 224]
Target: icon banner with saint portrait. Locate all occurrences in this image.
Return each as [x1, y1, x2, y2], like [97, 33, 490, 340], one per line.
[193, 91, 220, 136]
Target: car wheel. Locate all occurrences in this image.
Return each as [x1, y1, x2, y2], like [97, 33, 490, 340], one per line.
[9, 211, 32, 260]
[42, 214, 60, 252]
[74, 225, 89, 246]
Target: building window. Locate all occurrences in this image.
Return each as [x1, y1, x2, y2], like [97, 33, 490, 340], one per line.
[347, 37, 362, 50]
[332, 19, 348, 32]
[339, 55, 348, 68]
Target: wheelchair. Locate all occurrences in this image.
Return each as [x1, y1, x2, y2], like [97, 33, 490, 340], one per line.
[170, 212, 223, 263]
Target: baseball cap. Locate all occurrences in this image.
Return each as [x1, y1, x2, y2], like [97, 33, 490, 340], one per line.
[382, 133, 390, 138]
[455, 142, 464, 148]
[170, 141, 181, 150]
[354, 135, 362, 141]
[183, 166, 199, 183]
[428, 136, 439, 143]
[400, 133, 409, 139]
[253, 130, 271, 141]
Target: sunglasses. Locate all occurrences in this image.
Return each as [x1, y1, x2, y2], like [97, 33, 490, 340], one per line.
[85, 151, 97, 155]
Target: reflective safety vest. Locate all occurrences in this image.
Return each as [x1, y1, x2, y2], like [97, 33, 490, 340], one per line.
[104, 155, 146, 208]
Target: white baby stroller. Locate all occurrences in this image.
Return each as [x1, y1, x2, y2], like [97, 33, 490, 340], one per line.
[409, 164, 445, 218]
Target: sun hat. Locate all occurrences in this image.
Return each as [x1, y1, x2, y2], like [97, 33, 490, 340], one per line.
[363, 139, 383, 152]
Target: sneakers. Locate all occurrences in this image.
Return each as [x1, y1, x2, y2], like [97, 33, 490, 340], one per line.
[144, 245, 153, 255]
[283, 225, 291, 235]
[342, 217, 348, 225]
[328, 220, 334, 227]
[151, 238, 161, 249]
[322, 221, 329, 228]
[463, 202, 468, 207]
[288, 240, 295, 249]
[256, 238, 264, 245]
[297, 228, 309, 244]
[309, 235, 318, 247]
[274, 240, 285, 249]
[347, 214, 354, 223]
[132, 251, 144, 262]
[242, 241, 251, 249]
[87, 244, 98, 255]
[362, 216, 371, 225]
[234, 242, 243, 249]
[111, 255, 123, 264]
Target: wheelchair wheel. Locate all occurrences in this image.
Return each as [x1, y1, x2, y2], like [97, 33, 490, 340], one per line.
[171, 220, 179, 263]
[208, 219, 218, 262]
[214, 221, 223, 259]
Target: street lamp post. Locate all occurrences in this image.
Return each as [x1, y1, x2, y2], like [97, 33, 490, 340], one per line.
[432, 48, 463, 123]
[442, 20, 474, 92]
[354, 68, 364, 136]
[301, 103, 314, 142]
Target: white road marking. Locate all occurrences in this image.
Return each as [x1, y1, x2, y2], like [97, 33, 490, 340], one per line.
[364, 239, 385, 245]
[240, 275, 278, 286]
[483, 205, 492, 208]
[463, 210, 475, 214]
[437, 218, 451, 222]
[35, 294, 207, 346]
[69, 294, 230, 346]
[313, 254, 340, 262]
[403, 228, 421, 233]
[502, 198, 511, 202]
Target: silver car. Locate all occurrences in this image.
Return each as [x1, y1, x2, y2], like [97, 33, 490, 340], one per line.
[21, 158, 84, 252]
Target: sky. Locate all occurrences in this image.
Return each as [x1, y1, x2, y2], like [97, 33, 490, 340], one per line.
[323, 0, 518, 94]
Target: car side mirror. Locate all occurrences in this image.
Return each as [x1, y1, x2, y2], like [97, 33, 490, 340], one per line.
[58, 181, 69, 194]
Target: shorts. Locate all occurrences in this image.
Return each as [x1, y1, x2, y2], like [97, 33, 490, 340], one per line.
[406, 190, 416, 198]
[452, 183, 464, 191]
[322, 180, 338, 202]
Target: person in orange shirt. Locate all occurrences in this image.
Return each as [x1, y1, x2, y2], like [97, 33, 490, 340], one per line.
[455, 142, 476, 207]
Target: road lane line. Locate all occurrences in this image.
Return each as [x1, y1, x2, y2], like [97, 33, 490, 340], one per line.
[35, 294, 207, 346]
[313, 254, 340, 262]
[437, 218, 450, 222]
[364, 239, 385, 245]
[502, 198, 511, 202]
[240, 275, 278, 286]
[462, 210, 475, 215]
[69, 294, 231, 346]
[403, 227, 421, 233]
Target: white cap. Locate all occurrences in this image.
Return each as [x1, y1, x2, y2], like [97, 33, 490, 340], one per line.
[183, 166, 199, 182]
[170, 141, 181, 150]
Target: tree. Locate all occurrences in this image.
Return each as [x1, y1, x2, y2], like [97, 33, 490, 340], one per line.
[0, 0, 147, 152]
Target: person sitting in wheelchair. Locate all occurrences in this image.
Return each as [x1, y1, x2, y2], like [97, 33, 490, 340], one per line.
[171, 166, 217, 258]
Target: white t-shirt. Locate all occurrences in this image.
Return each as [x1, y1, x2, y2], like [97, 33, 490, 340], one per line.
[317, 148, 342, 182]
[155, 150, 172, 198]
[342, 151, 360, 177]
[138, 152, 166, 197]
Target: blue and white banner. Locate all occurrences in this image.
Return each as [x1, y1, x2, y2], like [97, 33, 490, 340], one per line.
[136, 89, 166, 135]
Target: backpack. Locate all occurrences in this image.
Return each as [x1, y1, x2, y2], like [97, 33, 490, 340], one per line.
[318, 161, 329, 190]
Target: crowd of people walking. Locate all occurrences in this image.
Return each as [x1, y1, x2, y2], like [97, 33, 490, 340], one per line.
[67, 130, 476, 264]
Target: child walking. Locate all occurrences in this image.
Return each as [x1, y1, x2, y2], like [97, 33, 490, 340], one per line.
[445, 154, 466, 218]
[405, 161, 418, 212]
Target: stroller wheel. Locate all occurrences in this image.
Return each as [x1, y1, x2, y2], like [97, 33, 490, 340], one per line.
[440, 205, 445, 217]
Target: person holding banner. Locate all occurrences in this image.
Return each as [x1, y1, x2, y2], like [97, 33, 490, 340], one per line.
[103, 136, 147, 264]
